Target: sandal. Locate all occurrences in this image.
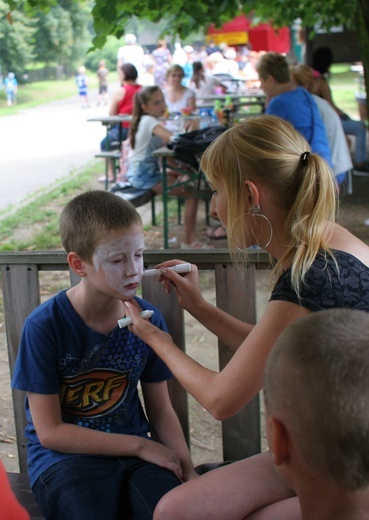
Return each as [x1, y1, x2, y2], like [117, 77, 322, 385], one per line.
[98, 175, 115, 183]
[180, 241, 214, 250]
[206, 223, 227, 240]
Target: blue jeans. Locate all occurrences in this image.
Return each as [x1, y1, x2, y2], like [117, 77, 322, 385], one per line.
[101, 126, 128, 151]
[33, 456, 181, 520]
[341, 116, 367, 163]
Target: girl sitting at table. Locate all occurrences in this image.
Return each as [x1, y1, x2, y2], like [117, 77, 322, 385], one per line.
[126, 85, 210, 249]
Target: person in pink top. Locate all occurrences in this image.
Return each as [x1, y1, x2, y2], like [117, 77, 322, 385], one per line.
[99, 63, 142, 182]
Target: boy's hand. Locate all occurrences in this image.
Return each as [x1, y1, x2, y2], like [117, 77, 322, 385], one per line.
[139, 438, 183, 481]
[182, 467, 200, 482]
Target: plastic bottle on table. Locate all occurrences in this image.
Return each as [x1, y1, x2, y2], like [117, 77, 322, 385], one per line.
[199, 110, 211, 130]
[210, 110, 219, 127]
[173, 112, 186, 137]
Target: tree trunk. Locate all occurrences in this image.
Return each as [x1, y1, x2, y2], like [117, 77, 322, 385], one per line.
[356, 0, 369, 122]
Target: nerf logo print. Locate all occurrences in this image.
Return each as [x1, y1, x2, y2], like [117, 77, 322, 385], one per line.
[60, 368, 131, 418]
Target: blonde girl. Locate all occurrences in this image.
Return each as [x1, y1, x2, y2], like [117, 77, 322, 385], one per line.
[125, 114, 369, 520]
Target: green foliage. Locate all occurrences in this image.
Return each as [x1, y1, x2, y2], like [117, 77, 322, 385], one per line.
[1, 0, 92, 76]
[91, 0, 241, 47]
[0, 0, 36, 77]
[84, 35, 121, 71]
[240, 0, 356, 32]
[32, 1, 92, 67]
[34, 6, 74, 64]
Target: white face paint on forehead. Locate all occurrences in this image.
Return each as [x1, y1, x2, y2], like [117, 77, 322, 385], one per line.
[93, 226, 145, 299]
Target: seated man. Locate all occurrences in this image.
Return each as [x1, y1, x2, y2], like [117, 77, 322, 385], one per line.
[256, 52, 332, 167]
[264, 308, 369, 520]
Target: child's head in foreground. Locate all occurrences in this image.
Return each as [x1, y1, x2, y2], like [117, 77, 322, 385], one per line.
[264, 308, 369, 492]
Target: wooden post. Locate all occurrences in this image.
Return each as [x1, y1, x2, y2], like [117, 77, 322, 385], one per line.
[215, 262, 261, 460]
[1, 264, 41, 473]
[142, 277, 189, 444]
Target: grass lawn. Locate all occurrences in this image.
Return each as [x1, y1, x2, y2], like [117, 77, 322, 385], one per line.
[0, 71, 119, 116]
[329, 64, 364, 118]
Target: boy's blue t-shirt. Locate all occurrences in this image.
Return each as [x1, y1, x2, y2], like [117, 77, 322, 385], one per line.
[12, 290, 172, 487]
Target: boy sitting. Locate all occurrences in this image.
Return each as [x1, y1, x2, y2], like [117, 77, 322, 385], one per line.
[12, 191, 197, 520]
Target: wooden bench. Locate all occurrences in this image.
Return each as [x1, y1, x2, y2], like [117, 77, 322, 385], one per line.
[0, 249, 270, 517]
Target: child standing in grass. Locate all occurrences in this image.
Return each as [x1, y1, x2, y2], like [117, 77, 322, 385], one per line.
[96, 60, 109, 106]
[76, 65, 89, 108]
[4, 72, 18, 107]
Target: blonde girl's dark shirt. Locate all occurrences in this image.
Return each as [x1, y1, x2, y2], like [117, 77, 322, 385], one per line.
[270, 250, 369, 311]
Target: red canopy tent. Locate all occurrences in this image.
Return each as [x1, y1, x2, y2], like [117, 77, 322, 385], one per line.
[207, 14, 290, 53]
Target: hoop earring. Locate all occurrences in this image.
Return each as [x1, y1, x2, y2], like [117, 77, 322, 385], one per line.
[232, 204, 273, 252]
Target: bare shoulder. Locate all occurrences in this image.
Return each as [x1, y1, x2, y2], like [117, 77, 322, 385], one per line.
[328, 224, 369, 267]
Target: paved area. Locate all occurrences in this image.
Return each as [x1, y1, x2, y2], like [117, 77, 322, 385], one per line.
[0, 88, 119, 216]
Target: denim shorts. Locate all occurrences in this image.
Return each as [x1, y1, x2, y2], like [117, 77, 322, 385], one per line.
[127, 158, 161, 190]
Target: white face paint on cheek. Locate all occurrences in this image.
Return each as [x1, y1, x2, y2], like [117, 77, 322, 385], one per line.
[93, 231, 144, 296]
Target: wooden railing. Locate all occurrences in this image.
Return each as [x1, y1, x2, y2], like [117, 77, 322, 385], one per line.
[0, 249, 270, 473]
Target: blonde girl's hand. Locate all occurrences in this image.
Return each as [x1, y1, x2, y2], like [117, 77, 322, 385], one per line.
[154, 261, 205, 312]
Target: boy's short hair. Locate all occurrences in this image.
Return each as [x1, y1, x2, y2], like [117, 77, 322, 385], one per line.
[60, 191, 142, 261]
[256, 52, 290, 83]
[264, 308, 369, 490]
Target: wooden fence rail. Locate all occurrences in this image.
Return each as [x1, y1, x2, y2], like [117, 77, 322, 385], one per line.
[0, 249, 270, 474]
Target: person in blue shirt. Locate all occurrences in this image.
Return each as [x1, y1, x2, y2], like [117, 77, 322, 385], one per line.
[256, 52, 332, 168]
[12, 190, 197, 520]
[4, 72, 18, 107]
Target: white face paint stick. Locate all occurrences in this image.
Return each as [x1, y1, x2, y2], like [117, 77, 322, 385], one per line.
[118, 310, 154, 328]
[142, 263, 192, 278]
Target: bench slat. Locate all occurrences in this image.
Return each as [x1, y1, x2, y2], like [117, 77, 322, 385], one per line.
[142, 276, 189, 442]
[215, 263, 261, 459]
[2, 264, 41, 474]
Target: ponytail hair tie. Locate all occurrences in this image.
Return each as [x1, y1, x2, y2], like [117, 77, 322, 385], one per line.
[301, 151, 311, 166]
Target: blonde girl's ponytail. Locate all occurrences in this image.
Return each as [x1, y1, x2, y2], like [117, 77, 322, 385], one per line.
[277, 151, 338, 296]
